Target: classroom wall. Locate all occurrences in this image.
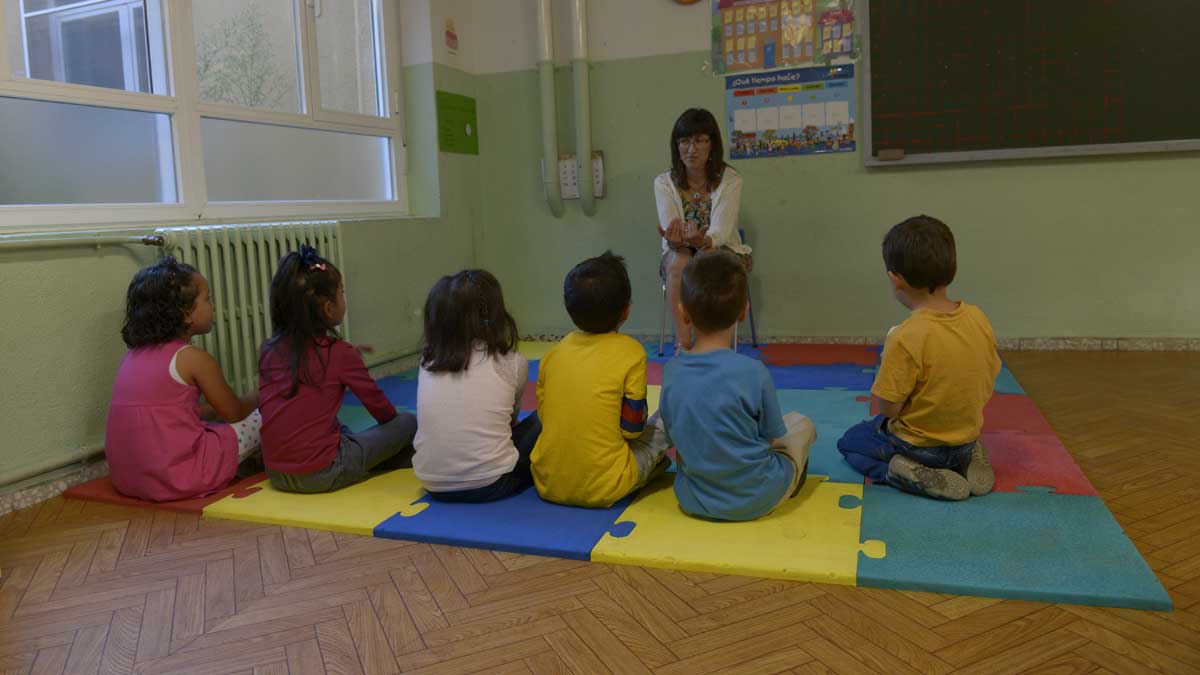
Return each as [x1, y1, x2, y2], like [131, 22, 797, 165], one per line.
[462, 0, 1200, 339]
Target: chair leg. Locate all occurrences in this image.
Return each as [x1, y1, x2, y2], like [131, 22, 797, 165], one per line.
[747, 285, 759, 347]
[658, 282, 668, 356]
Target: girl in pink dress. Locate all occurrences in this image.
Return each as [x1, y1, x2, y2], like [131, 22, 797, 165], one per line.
[105, 257, 261, 501]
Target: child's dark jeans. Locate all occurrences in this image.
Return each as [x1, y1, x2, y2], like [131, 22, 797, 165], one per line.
[837, 414, 975, 491]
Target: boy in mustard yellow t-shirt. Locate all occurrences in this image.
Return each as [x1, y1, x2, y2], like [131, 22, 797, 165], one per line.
[838, 215, 1001, 500]
[532, 252, 671, 508]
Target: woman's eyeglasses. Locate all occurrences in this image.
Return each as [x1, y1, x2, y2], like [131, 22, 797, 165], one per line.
[677, 135, 712, 149]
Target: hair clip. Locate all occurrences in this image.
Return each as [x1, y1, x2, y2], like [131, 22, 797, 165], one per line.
[298, 244, 327, 271]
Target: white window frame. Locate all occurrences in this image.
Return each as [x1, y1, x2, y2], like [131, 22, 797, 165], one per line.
[0, 0, 407, 230]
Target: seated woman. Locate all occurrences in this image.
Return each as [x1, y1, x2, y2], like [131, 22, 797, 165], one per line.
[654, 107, 751, 352]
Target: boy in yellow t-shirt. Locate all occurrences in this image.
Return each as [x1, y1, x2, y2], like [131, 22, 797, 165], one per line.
[532, 252, 671, 508]
[838, 215, 1001, 500]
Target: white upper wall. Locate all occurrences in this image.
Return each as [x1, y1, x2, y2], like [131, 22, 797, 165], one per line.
[400, 0, 434, 66]
[402, 0, 711, 73]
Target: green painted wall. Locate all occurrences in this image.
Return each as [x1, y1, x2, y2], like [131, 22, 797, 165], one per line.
[0, 62, 479, 486]
[475, 51, 1200, 339]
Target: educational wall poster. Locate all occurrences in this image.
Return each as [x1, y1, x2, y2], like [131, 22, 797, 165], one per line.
[726, 65, 856, 159]
[711, 0, 855, 76]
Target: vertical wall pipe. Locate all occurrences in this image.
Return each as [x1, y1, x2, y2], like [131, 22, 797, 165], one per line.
[571, 0, 596, 216]
[538, 0, 565, 217]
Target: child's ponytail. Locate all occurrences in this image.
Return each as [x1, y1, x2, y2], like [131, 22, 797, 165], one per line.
[261, 244, 343, 397]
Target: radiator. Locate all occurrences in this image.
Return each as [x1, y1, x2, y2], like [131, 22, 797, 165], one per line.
[155, 221, 347, 394]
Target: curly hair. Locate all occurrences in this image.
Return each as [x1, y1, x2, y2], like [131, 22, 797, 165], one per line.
[121, 256, 200, 348]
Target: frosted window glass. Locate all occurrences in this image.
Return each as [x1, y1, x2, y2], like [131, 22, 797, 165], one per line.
[315, 0, 382, 117]
[192, 0, 303, 113]
[201, 118, 392, 202]
[0, 96, 176, 205]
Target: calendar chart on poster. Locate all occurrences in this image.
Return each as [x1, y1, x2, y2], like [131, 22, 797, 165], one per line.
[726, 65, 855, 159]
[711, 0, 856, 76]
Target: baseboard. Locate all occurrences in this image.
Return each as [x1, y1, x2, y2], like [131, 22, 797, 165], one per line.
[0, 458, 108, 517]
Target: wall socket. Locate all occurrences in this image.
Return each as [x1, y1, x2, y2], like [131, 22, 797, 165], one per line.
[554, 151, 605, 199]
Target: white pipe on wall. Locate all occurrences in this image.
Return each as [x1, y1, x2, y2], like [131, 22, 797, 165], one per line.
[571, 0, 596, 216]
[538, 0, 564, 218]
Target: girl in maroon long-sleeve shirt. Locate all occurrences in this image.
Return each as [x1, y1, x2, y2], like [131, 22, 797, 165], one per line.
[258, 245, 416, 493]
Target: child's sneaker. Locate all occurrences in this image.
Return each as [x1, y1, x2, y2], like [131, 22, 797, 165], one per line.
[962, 440, 995, 496]
[886, 455, 970, 501]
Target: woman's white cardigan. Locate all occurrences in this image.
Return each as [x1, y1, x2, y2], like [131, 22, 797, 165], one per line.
[653, 166, 750, 255]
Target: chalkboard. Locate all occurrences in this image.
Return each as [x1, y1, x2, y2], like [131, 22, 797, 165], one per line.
[862, 1, 1200, 165]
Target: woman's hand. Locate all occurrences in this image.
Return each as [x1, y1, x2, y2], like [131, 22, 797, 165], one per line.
[686, 230, 711, 250]
[657, 218, 686, 250]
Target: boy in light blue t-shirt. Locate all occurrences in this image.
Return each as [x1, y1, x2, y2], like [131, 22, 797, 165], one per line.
[660, 251, 816, 521]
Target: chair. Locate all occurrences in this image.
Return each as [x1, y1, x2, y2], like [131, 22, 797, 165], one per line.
[658, 227, 758, 356]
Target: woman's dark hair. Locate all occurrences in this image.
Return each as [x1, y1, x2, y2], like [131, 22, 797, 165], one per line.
[421, 269, 518, 373]
[669, 108, 726, 191]
[121, 256, 200, 348]
[261, 244, 343, 397]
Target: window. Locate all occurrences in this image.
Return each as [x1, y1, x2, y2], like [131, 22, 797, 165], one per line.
[0, 0, 405, 227]
[17, 0, 166, 94]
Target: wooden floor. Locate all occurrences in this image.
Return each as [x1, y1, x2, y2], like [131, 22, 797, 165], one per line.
[2, 351, 1199, 675]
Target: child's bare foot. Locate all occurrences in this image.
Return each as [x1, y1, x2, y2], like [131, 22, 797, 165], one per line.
[887, 455, 969, 501]
[961, 440, 995, 496]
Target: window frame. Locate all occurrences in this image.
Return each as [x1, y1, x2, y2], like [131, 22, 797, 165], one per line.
[0, 0, 407, 230]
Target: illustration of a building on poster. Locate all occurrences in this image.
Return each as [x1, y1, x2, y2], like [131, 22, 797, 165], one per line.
[711, 0, 854, 76]
[726, 65, 855, 159]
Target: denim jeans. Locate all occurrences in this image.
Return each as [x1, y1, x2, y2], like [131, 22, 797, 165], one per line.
[837, 414, 975, 487]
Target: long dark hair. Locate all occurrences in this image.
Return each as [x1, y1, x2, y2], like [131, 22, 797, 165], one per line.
[669, 108, 726, 191]
[121, 256, 199, 348]
[421, 269, 518, 373]
[261, 244, 343, 397]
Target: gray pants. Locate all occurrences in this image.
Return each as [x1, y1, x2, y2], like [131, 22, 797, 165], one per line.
[630, 413, 673, 491]
[267, 412, 418, 493]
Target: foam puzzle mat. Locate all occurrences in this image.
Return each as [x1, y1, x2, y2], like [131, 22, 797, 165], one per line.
[66, 340, 1170, 610]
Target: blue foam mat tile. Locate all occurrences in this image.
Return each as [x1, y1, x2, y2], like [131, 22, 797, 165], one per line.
[994, 364, 1026, 395]
[768, 364, 877, 391]
[857, 485, 1171, 610]
[373, 486, 634, 560]
[337, 404, 413, 433]
[776, 389, 870, 484]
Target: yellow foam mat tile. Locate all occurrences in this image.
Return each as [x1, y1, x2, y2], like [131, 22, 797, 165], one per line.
[647, 384, 661, 417]
[202, 469, 428, 536]
[518, 340, 559, 360]
[592, 475, 886, 584]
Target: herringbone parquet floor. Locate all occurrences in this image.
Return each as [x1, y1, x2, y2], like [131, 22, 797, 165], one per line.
[2, 350, 1198, 674]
